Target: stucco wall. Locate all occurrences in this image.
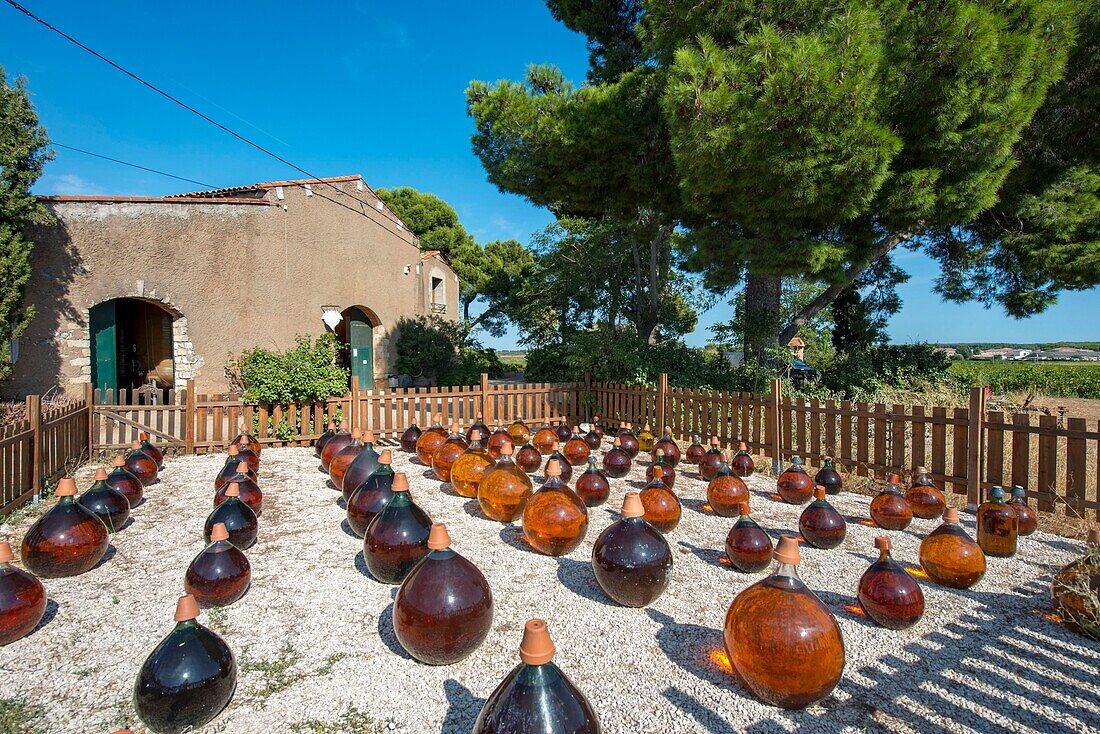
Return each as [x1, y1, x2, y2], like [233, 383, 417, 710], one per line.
[6, 181, 459, 397]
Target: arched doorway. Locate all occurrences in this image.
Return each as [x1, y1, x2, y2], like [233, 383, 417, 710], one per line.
[90, 298, 176, 393]
[334, 306, 377, 389]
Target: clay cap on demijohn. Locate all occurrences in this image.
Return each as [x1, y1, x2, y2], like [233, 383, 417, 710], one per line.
[450, 423, 461, 433]
[378, 449, 392, 464]
[888, 472, 900, 484]
[652, 465, 663, 478]
[113, 455, 126, 467]
[711, 436, 719, 445]
[392, 472, 409, 492]
[546, 459, 562, 476]
[621, 492, 644, 518]
[94, 467, 109, 481]
[210, 523, 229, 542]
[363, 429, 375, 443]
[773, 535, 801, 565]
[131, 440, 143, 450]
[56, 477, 77, 496]
[738, 502, 751, 516]
[500, 443, 513, 456]
[613, 437, 622, 446]
[0, 542, 14, 563]
[228, 444, 240, 456]
[225, 482, 240, 497]
[519, 619, 555, 666]
[428, 523, 451, 550]
[351, 427, 362, 439]
[236, 461, 249, 474]
[943, 508, 959, 523]
[874, 536, 892, 551]
[814, 486, 826, 500]
[739, 441, 748, 450]
[339, 419, 349, 429]
[174, 594, 200, 622]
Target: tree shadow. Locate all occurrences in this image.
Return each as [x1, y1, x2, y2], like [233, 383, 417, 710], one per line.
[661, 686, 737, 734]
[555, 557, 616, 607]
[442, 678, 487, 734]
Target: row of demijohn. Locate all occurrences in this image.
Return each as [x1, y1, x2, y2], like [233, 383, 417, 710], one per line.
[2, 414, 1093, 732]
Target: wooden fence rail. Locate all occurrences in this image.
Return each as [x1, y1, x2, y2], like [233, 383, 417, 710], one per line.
[3, 373, 1098, 520]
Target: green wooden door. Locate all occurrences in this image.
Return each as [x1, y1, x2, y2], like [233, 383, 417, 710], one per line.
[349, 314, 373, 389]
[89, 300, 118, 394]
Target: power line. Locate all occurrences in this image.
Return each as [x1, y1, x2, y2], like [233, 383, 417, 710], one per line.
[51, 142, 218, 189]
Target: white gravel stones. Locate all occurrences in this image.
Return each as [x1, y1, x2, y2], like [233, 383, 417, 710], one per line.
[1, 446, 1098, 733]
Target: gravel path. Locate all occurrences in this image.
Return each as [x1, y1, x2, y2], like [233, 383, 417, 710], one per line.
[1, 445, 1098, 734]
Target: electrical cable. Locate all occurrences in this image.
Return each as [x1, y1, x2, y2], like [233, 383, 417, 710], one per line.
[51, 142, 218, 189]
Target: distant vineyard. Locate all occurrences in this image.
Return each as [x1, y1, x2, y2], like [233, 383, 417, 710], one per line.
[950, 360, 1100, 399]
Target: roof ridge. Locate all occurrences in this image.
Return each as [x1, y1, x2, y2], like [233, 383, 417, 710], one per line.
[169, 174, 363, 198]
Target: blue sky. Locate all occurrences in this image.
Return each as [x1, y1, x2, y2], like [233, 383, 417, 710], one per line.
[3, 0, 1096, 348]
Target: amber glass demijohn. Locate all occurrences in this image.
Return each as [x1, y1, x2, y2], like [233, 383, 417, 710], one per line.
[214, 461, 262, 516]
[487, 425, 514, 460]
[138, 431, 165, 470]
[321, 420, 351, 470]
[507, 417, 532, 444]
[363, 472, 433, 584]
[583, 423, 602, 451]
[1051, 529, 1100, 637]
[646, 454, 676, 489]
[522, 461, 589, 556]
[399, 423, 422, 453]
[467, 414, 491, 444]
[515, 441, 544, 474]
[640, 466, 681, 533]
[1009, 485, 1038, 536]
[203, 483, 258, 551]
[184, 522, 251, 607]
[21, 478, 109, 578]
[919, 508, 986, 589]
[554, 418, 573, 444]
[798, 488, 846, 550]
[415, 414, 448, 466]
[451, 439, 495, 499]
[706, 454, 749, 517]
[617, 423, 640, 459]
[545, 446, 573, 483]
[532, 424, 559, 455]
[346, 450, 396, 537]
[472, 619, 599, 734]
[869, 473, 913, 531]
[329, 428, 364, 491]
[215, 445, 255, 491]
[77, 467, 130, 532]
[857, 536, 925, 630]
[652, 426, 681, 467]
[575, 457, 611, 507]
[814, 457, 842, 495]
[777, 456, 815, 505]
[725, 503, 773, 573]
[731, 441, 755, 478]
[233, 437, 260, 476]
[723, 536, 845, 710]
[231, 422, 261, 457]
[592, 492, 672, 607]
[432, 424, 469, 483]
[134, 595, 236, 734]
[316, 420, 337, 457]
[340, 430, 382, 500]
[562, 427, 591, 466]
[589, 414, 605, 439]
[478, 444, 534, 523]
[977, 486, 1018, 558]
[107, 455, 144, 507]
[905, 466, 945, 520]
[394, 524, 494, 665]
[602, 437, 632, 479]
[685, 435, 706, 465]
[699, 438, 723, 481]
[126, 440, 159, 486]
[0, 541, 47, 646]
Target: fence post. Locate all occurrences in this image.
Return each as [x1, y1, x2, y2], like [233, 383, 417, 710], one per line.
[184, 380, 196, 454]
[480, 372, 491, 424]
[350, 376, 360, 429]
[966, 386, 986, 508]
[83, 383, 94, 457]
[27, 394, 41, 494]
[768, 379, 783, 474]
[656, 373, 668, 434]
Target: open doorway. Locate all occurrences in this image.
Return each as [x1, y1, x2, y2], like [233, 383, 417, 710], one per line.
[334, 306, 377, 389]
[90, 298, 176, 393]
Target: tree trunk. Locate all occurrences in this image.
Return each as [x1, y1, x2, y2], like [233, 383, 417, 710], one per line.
[743, 272, 782, 365]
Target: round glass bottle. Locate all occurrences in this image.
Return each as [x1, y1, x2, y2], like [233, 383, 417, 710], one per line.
[231, 422, 261, 457]
[562, 427, 591, 466]
[213, 461, 262, 516]
[1008, 486, 1038, 536]
[328, 428, 364, 489]
[393, 524, 494, 665]
[522, 460, 589, 556]
[487, 425, 514, 460]
[399, 423, 422, 453]
[592, 492, 672, 607]
[857, 536, 925, 630]
[516, 441, 544, 473]
[316, 419, 337, 457]
[107, 455, 144, 507]
[602, 437, 632, 479]
[203, 483, 258, 551]
[652, 426, 681, 467]
[138, 431, 165, 470]
[320, 420, 351, 471]
[554, 418, 573, 444]
[977, 486, 1018, 558]
[184, 522, 251, 607]
[646, 454, 676, 489]
[467, 413, 491, 444]
[699, 438, 723, 482]
[340, 430, 382, 500]
[869, 473, 913, 531]
[363, 472, 433, 584]
[0, 541, 47, 646]
[640, 467, 681, 533]
[21, 478, 109, 578]
[723, 536, 845, 709]
[415, 414, 448, 466]
[477, 444, 533, 522]
[126, 440, 159, 486]
[685, 435, 706, 465]
[544, 445, 573, 484]
[905, 466, 945, 520]
[798, 487, 846, 549]
[507, 417, 532, 444]
[725, 503, 773, 573]
[731, 441, 755, 478]
[451, 439, 495, 499]
[583, 423, 602, 451]
[776, 456, 815, 504]
[706, 454, 749, 517]
[432, 424, 470, 483]
[215, 445, 255, 491]
[919, 508, 986, 589]
[532, 424, 559, 455]
[77, 467, 130, 532]
[346, 450, 396, 537]
[233, 437, 260, 476]
[575, 458, 611, 507]
[617, 423, 640, 459]
[814, 457, 842, 495]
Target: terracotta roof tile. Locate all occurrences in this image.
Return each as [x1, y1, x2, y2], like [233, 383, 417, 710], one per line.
[38, 195, 271, 205]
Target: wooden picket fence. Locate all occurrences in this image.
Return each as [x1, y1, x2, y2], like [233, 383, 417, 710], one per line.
[3, 373, 1098, 520]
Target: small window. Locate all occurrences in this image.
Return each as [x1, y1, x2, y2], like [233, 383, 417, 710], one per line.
[431, 276, 446, 313]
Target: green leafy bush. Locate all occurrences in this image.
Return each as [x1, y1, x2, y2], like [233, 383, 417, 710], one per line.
[237, 334, 348, 403]
[818, 344, 954, 401]
[949, 360, 1100, 399]
[394, 315, 504, 385]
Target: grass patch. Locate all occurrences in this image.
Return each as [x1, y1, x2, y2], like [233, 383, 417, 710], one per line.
[291, 705, 397, 733]
[204, 605, 228, 635]
[0, 698, 48, 734]
[240, 643, 304, 703]
[315, 652, 348, 677]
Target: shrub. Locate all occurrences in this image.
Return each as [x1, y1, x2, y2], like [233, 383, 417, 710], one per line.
[237, 333, 348, 403]
[394, 315, 504, 385]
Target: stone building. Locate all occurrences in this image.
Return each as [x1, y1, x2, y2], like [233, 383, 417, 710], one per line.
[5, 175, 459, 397]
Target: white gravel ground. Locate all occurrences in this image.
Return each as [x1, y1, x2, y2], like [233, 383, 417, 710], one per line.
[1, 444, 1098, 734]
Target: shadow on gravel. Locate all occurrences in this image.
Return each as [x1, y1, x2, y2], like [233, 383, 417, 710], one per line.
[442, 678, 486, 734]
[339, 519, 360, 540]
[498, 525, 538, 555]
[661, 686, 736, 734]
[677, 541, 730, 570]
[91, 545, 116, 571]
[377, 600, 412, 660]
[27, 599, 59, 639]
[555, 557, 616, 607]
[646, 609, 731, 689]
[354, 550, 374, 579]
[462, 500, 487, 520]
[681, 498, 714, 516]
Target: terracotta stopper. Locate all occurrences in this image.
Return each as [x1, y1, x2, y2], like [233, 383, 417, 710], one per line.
[392, 472, 409, 492]
[225, 482, 240, 497]
[428, 523, 451, 550]
[644, 423, 651, 430]
[814, 486, 826, 500]
[351, 427, 362, 439]
[519, 619, 555, 666]
[500, 443, 513, 456]
[339, 419, 349, 429]
[739, 441, 748, 450]
[113, 455, 126, 467]
[210, 522, 229, 542]
[888, 472, 900, 484]
[378, 449, 392, 465]
[874, 536, 892, 551]
[435, 412, 445, 424]
[546, 459, 561, 476]
[0, 542, 14, 563]
[711, 436, 719, 446]
[738, 502, 751, 516]
[477, 412, 483, 419]
[664, 425, 672, 434]
[363, 429, 375, 443]
[238, 436, 250, 447]
[451, 423, 461, 434]
[943, 507, 960, 523]
[652, 465, 663, 478]
[131, 439, 143, 450]
[228, 444, 240, 456]
[239, 422, 249, 433]
[140, 431, 149, 441]
[94, 467, 109, 481]
[174, 594, 200, 622]
[773, 535, 801, 565]
[917, 465, 928, 473]
[236, 461, 249, 474]
[621, 492, 644, 518]
[572, 426, 580, 433]
[56, 477, 77, 496]
[327, 420, 336, 429]
[1088, 528, 1100, 547]
[613, 437, 622, 446]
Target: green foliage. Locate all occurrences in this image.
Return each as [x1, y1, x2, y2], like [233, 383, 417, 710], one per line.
[0, 68, 53, 382]
[820, 344, 954, 401]
[0, 697, 47, 734]
[949, 361, 1100, 399]
[375, 186, 473, 257]
[238, 334, 348, 404]
[394, 315, 504, 386]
